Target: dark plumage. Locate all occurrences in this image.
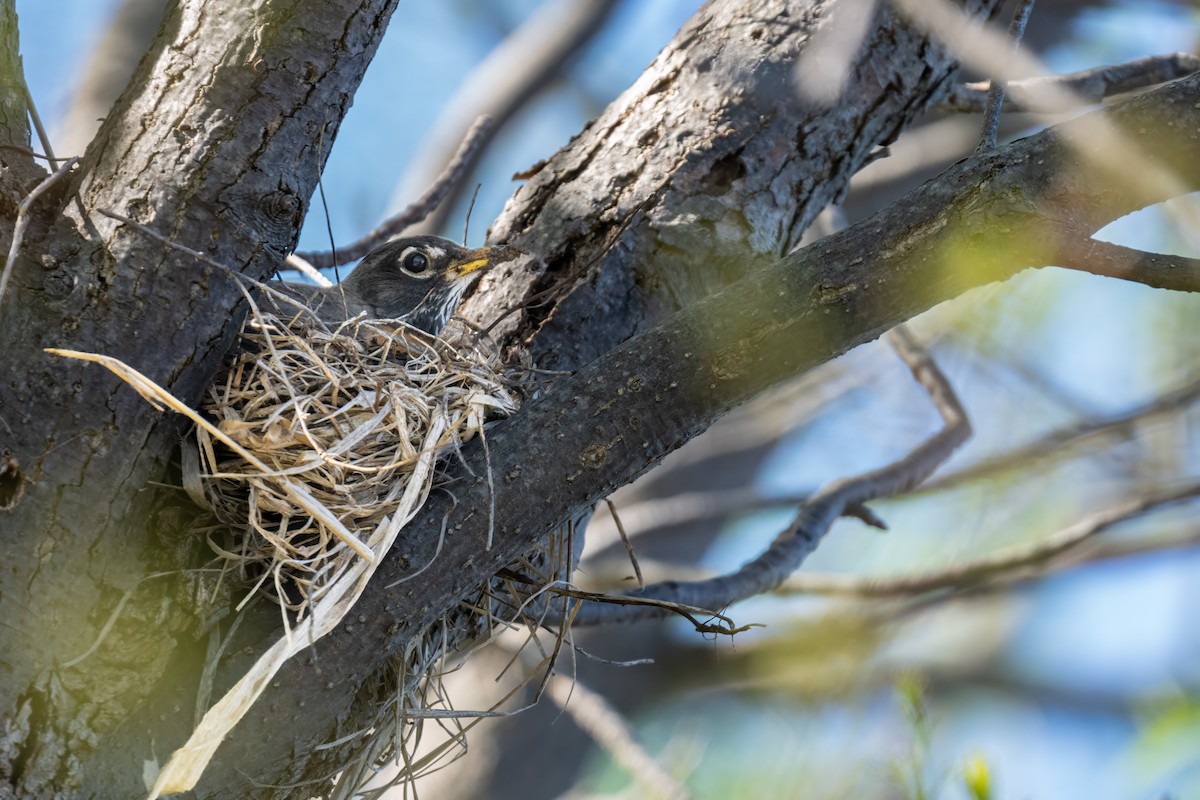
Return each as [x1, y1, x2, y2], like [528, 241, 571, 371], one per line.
[274, 235, 504, 333]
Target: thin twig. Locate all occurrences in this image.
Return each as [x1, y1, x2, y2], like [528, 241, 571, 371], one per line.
[978, 0, 1035, 150]
[569, 326, 971, 627]
[921, 371, 1200, 495]
[944, 53, 1200, 113]
[604, 498, 644, 589]
[22, 80, 59, 170]
[548, 675, 694, 800]
[0, 156, 79, 314]
[98, 208, 335, 323]
[391, 0, 622, 237]
[296, 115, 494, 269]
[781, 481, 1200, 598]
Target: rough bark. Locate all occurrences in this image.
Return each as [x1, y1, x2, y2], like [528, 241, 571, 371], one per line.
[470, 0, 1004, 370]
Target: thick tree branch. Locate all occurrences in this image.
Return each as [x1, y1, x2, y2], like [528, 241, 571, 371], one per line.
[469, 0, 1006, 369]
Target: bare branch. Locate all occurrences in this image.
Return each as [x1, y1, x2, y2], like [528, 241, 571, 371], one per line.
[781, 482, 1200, 599]
[604, 498, 644, 589]
[295, 115, 494, 269]
[922, 373, 1200, 495]
[978, 0, 1035, 150]
[1054, 236, 1200, 294]
[944, 53, 1200, 113]
[58, 0, 166, 157]
[569, 327, 970, 627]
[392, 0, 622, 238]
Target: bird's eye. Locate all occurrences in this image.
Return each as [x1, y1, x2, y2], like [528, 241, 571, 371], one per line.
[401, 251, 429, 275]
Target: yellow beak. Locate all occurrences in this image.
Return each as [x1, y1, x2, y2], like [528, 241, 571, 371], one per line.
[448, 249, 492, 279]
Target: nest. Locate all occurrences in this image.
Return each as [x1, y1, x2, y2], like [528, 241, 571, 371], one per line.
[186, 306, 519, 616]
[62, 292, 574, 798]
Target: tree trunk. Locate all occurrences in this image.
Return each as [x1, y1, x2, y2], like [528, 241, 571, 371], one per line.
[0, 0, 400, 795]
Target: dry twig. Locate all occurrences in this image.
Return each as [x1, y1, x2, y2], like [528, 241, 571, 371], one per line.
[296, 115, 494, 269]
[548, 675, 694, 800]
[921, 372, 1200, 495]
[781, 481, 1200, 599]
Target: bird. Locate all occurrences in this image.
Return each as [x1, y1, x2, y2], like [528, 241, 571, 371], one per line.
[272, 235, 509, 333]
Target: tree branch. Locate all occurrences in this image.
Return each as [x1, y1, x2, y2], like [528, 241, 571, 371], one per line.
[977, 0, 1035, 150]
[0, 0, 40, 186]
[548, 675, 693, 800]
[780, 481, 1200, 598]
[393, 0, 622, 238]
[921, 372, 1200, 494]
[295, 115, 495, 269]
[469, 0, 1005, 369]
[944, 53, 1200, 113]
[1054, 235, 1200, 293]
[0, 0, 28, 151]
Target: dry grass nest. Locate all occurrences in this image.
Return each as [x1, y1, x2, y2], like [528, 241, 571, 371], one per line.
[59, 278, 568, 797]
[175, 301, 578, 797]
[185, 301, 521, 616]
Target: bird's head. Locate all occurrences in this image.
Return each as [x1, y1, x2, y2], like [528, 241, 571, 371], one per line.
[341, 235, 510, 334]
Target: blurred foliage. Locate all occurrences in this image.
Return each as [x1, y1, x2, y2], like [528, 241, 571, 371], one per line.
[1127, 695, 1200, 796]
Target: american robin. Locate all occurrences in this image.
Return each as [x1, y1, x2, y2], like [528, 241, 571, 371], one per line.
[275, 235, 507, 333]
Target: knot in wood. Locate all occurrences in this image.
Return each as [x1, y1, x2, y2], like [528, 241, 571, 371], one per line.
[259, 188, 301, 227]
[0, 454, 24, 510]
[579, 442, 609, 470]
[710, 347, 744, 381]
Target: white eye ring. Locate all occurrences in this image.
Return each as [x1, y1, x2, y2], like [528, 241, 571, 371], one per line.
[399, 248, 432, 277]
